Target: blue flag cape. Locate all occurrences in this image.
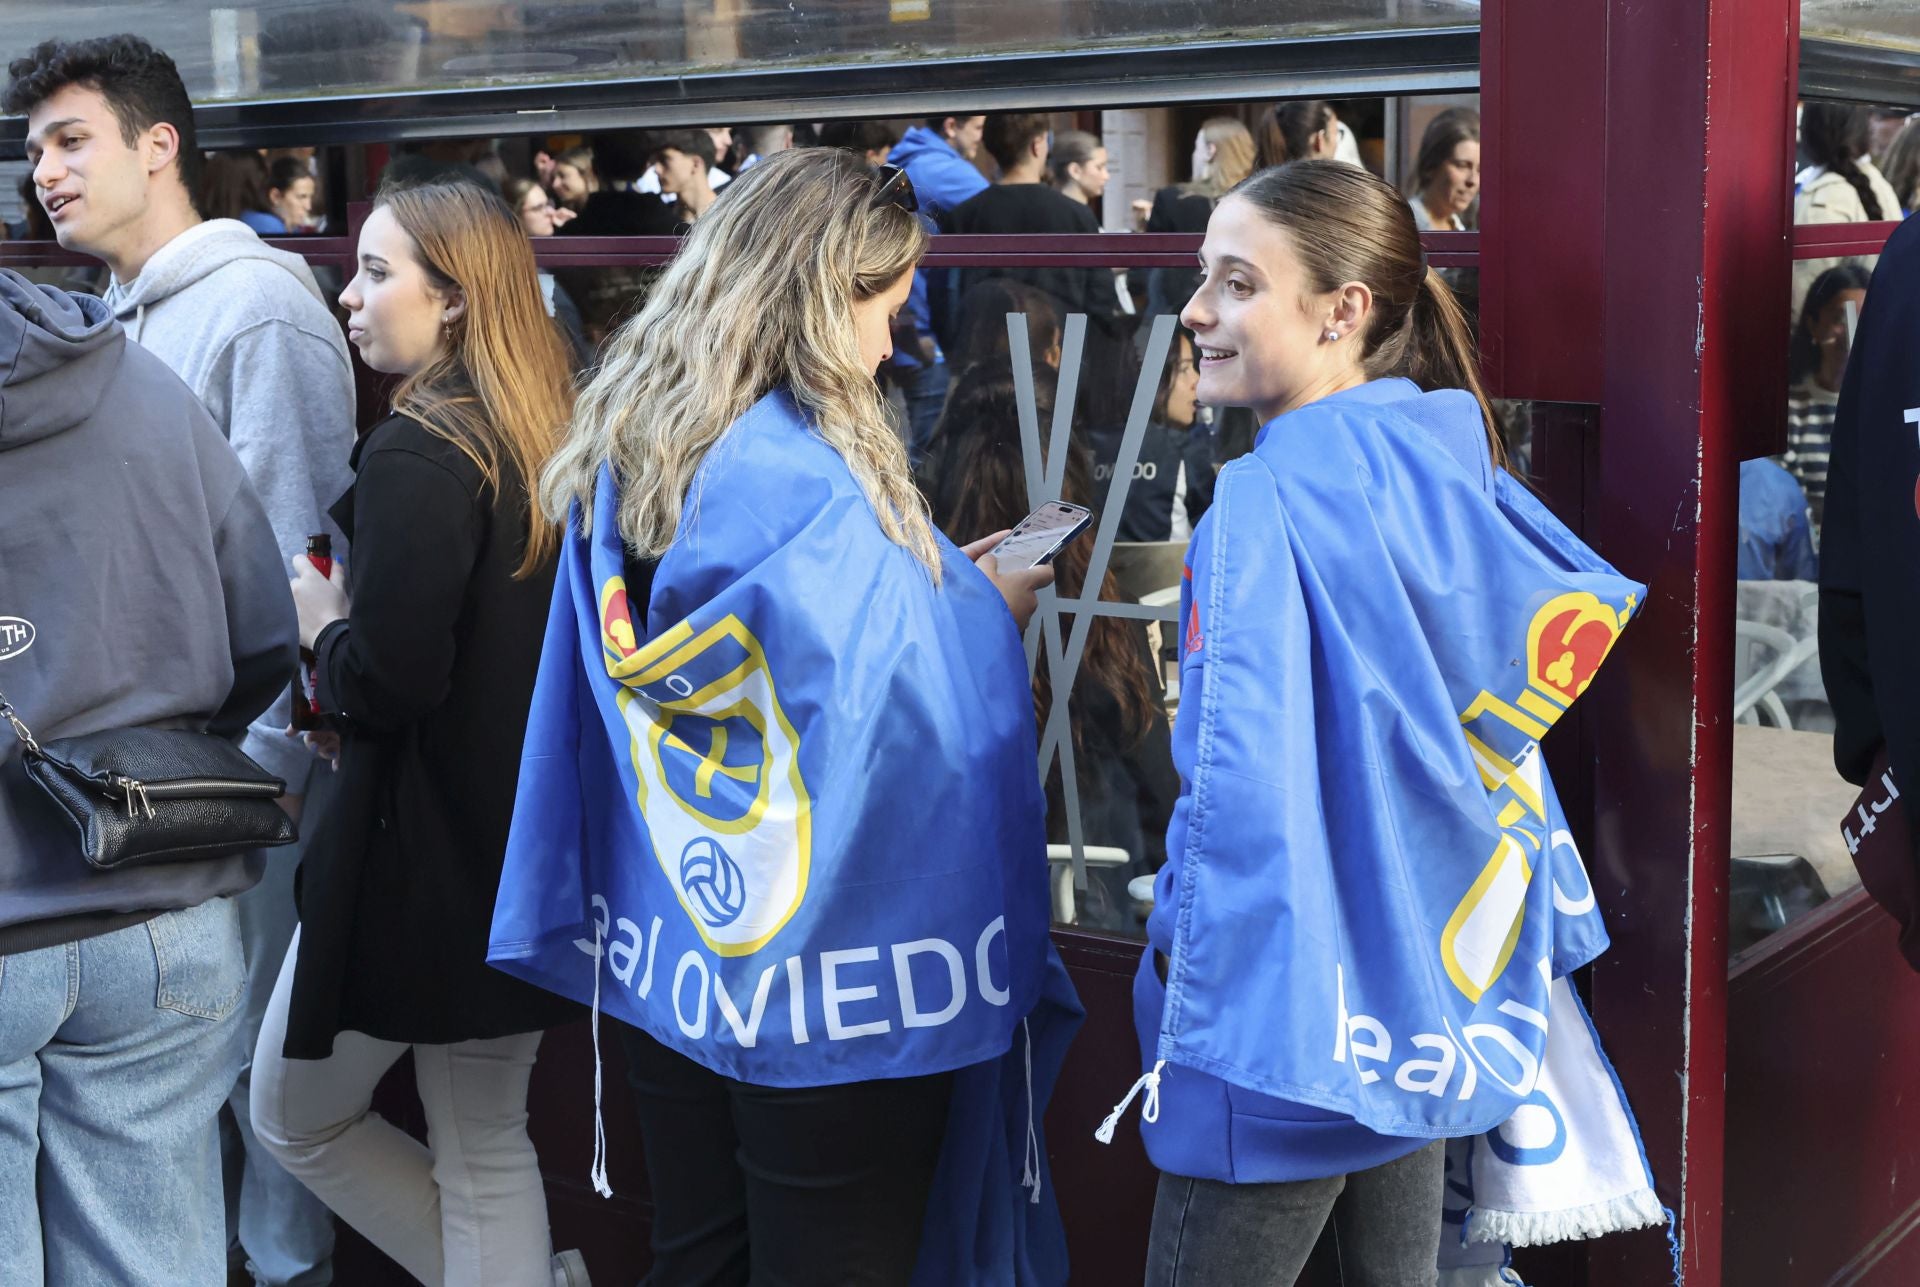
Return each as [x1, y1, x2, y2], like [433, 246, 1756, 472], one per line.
[1149, 379, 1642, 1140]
[489, 388, 1078, 1283]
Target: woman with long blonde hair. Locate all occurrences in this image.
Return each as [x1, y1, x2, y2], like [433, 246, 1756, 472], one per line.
[500, 147, 1077, 1284]
[252, 178, 590, 1287]
[1143, 116, 1258, 316]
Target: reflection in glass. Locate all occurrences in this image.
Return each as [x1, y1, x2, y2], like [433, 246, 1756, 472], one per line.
[3, 1, 1480, 105]
[1728, 269, 1872, 959]
[1802, 1, 1920, 53]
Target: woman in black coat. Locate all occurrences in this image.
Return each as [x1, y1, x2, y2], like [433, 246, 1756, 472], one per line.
[251, 180, 588, 1287]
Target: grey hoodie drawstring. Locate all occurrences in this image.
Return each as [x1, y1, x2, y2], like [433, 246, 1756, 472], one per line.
[133, 303, 146, 344]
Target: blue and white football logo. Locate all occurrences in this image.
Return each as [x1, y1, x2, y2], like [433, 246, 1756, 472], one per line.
[610, 613, 812, 957]
[680, 837, 748, 929]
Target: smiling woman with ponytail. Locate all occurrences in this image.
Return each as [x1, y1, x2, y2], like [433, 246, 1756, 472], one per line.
[1102, 159, 1652, 1285]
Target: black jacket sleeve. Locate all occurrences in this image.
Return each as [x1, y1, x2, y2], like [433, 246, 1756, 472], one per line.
[316, 443, 484, 732]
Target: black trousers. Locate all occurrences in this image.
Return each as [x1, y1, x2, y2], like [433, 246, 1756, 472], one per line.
[616, 1023, 954, 1287]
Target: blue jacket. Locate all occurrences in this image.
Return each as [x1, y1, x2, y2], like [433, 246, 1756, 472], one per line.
[1135, 378, 1634, 1182]
[889, 127, 988, 370]
[1738, 458, 1818, 582]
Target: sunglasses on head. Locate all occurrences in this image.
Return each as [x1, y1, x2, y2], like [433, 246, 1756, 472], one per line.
[869, 164, 918, 214]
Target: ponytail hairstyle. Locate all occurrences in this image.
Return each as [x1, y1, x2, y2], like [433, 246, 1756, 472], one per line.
[1230, 159, 1509, 473]
[1801, 103, 1886, 222]
[1048, 130, 1103, 191]
[1788, 262, 1871, 387]
[1255, 100, 1335, 168]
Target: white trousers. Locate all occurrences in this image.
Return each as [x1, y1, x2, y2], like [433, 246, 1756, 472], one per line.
[250, 929, 553, 1287]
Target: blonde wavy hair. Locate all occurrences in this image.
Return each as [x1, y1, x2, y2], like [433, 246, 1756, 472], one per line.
[379, 180, 575, 577]
[542, 148, 936, 573]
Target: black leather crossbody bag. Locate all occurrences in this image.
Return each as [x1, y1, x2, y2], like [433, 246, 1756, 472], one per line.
[0, 686, 296, 871]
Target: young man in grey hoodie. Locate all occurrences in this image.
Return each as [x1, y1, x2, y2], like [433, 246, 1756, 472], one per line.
[6, 36, 353, 1287]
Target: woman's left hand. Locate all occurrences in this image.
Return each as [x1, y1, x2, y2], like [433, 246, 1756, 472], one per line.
[551, 206, 577, 228]
[291, 557, 350, 650]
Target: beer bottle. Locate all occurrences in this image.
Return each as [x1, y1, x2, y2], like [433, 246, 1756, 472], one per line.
[290, 534, 333, 731]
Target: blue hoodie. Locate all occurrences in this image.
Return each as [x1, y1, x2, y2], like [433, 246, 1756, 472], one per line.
[888, 127, 989, 370]
[1136, 379, 1502, 1184]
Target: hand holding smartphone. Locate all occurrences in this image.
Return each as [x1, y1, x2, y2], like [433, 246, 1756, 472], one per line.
[987, 501, 1094, 571]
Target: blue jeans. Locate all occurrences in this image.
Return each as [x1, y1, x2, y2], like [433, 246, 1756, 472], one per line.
[894, 357, 951, 467]
[1146, 1142, 1445, 1286]
[0, 897, 248, 1287]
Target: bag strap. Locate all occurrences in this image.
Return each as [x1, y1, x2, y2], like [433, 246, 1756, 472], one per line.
[0, 685, 43, 755]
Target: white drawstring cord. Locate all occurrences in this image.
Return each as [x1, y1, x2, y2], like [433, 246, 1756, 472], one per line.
[588, 918, 613, 1198]
[1094, 1060, 1166, 1144]
[1019, 1019, 1042, 1204]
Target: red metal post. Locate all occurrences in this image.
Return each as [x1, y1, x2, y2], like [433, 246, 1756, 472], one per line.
[1591, 0, 1794, 1282]
[1483, 0, 1797, 1282]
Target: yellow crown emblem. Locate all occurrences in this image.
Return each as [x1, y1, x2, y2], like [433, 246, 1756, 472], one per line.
[1525, 591, 1630, 708]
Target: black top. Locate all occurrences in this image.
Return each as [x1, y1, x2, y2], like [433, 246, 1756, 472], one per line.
[943, 183, 1124, 322]
[1144, 186, 1215, 318]
[561, 188, 683, 237]
[1821, 214, 1920, 797]
[285, 412, 578, 1058]
[1088, 419, 1219, 542]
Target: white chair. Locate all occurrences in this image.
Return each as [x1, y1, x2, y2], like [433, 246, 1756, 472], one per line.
[1045, 844, 1132, 925]
[1733, 619, 1820, 729]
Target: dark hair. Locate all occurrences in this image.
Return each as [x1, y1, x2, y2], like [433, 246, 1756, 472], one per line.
[920, 364, 1158, 750]
[1233, 159, 1507, 470]
[1410, 107, 1481, 212]
[1882, 118, 1920, 215]
[819, 119, 900, 157]
[1152, 329, 1197, 425]
[1257, 100, 1335, 168]
[5, 35, 202, 204]
[1047, 130, 1103, 190]
[951, 278, 1062, 374]
[199, 149, 269, 222]
[983, 113, 1051, 173]
[266, 155, 309, 197]
[590, 129, 656, 184]
[1803, 103, 1887, 222]
[926, 114, 980, 134]
[1788, 263, 1871, 386]
[654, 128, 716, 171]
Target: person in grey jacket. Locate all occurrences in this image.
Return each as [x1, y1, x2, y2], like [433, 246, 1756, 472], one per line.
[0, 271, 297, 1286]
[5, 36, 355, 1286]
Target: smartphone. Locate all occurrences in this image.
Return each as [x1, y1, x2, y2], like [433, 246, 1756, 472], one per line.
[988, 501, 1094, 571]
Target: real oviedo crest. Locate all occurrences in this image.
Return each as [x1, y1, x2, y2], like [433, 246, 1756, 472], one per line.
[599, 577, 813, 957]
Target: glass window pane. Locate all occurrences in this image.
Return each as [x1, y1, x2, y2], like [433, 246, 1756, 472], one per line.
[1728, 249, 1869, 960]
[1802, 1, 1920, 53]
[5, 1, 1480, 104]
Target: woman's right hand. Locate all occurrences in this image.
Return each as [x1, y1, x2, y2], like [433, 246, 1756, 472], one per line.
[962, 531, 1056, 632]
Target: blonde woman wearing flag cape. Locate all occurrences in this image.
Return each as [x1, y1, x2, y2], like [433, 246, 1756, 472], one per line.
[496, 148, 1082, 1286]
[1101, 161, 1662, 1284]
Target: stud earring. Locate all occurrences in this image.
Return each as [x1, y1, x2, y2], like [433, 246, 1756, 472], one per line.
[1324, 329, 1339, 342]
